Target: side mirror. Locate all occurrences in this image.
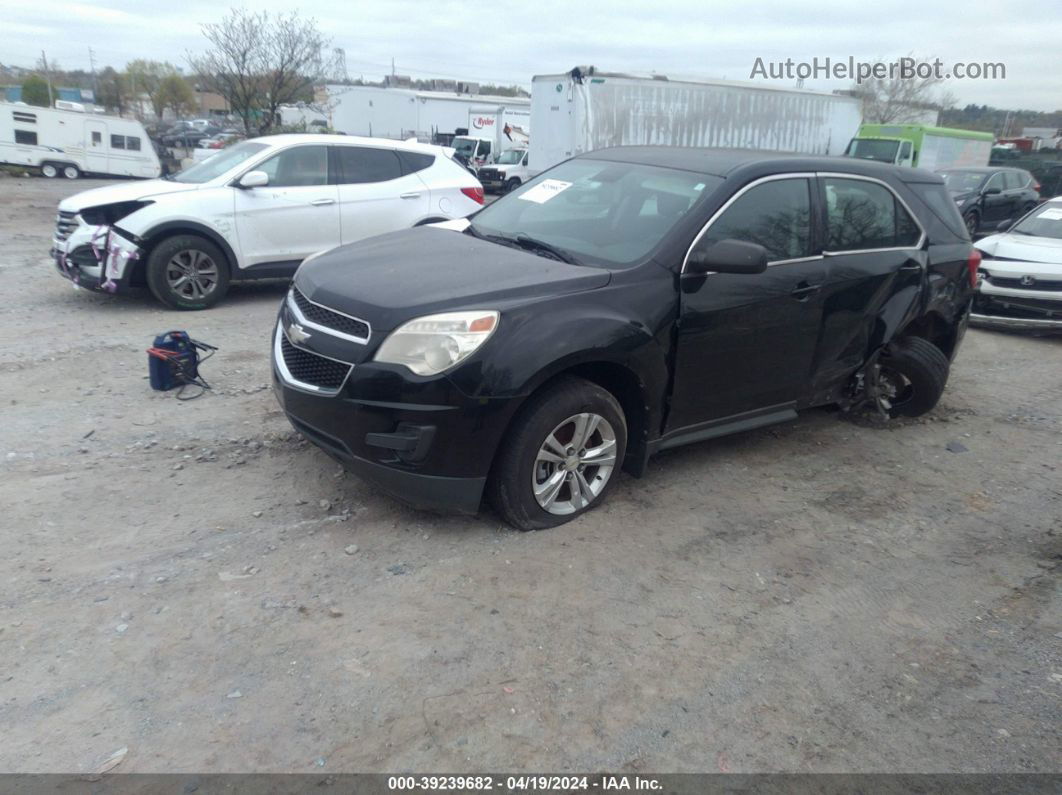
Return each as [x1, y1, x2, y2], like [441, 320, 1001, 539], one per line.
[687, 239, 769, 275]
[983, 185, 1002, 195]
[997, 219, 1013, 232]
[522, 157, 528, 166]
[238, 170, 268, 189]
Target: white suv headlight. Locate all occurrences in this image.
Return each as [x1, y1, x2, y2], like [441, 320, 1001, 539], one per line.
[374, 311, 499, 375]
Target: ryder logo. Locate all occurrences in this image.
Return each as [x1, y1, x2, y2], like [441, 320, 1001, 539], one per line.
[471, 116, 496, 129]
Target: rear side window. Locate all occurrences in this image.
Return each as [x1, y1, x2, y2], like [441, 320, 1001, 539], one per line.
[333, 146, 402, 184]
[823, 178, 921, 251]
[397, 150, 435, 175]
[14, 130, 37, 145]
[701, 178, 813, 261]
[111, 134, 125, 149]
[1003, 171, 1026, 189]
[126, 136, 141, 151]
[908, 182, 969, 240]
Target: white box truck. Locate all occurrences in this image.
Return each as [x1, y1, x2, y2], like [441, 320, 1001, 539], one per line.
[453, 106, 531, 166]
[529, 66, 863, 174]
[314, 85, 530, 146]
[0, 101, 160, 179]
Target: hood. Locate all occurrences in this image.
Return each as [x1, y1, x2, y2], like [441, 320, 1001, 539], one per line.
[295, 227, 611, 331]
[58, 179, 200, 213]
[977, 232, 1062, 264]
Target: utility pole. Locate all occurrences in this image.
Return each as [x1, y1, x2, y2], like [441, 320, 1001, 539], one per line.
[40, 50, 54, 106]
[88, 47, 99, 101]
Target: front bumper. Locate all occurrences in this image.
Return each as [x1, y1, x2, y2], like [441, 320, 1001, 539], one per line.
[52, 220, 142, 293]
[270, 312, 518, 515]
[970, 313, 1062, 331]
[972, 274, 1062, 331]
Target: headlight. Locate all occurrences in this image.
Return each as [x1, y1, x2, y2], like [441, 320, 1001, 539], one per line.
[374, 311, 499, 376]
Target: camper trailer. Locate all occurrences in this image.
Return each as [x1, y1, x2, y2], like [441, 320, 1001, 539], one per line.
[0, 101, 160, 179]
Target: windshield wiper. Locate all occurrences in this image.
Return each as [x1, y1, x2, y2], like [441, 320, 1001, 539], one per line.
[512, 233, 580, 265]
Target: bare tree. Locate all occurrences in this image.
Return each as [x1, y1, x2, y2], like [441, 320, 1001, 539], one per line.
[850, 56, 954, 124]
[189, 9, 334, 134]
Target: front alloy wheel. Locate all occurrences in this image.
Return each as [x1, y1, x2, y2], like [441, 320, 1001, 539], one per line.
[166, 249, 219, 302]
[488, 377, 627, 530]
[145, 233, 231, 310]
[533, 412, 618, 515]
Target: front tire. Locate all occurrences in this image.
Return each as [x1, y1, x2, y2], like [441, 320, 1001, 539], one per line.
[505, 177, 521, 193]
[878, 336, 950, 418]
[145, 234, 230, 310]
[488, 377, 627, 531]
[40, 163, 58, 179]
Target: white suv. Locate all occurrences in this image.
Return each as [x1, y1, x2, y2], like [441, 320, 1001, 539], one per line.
[51, 134, 485, 309]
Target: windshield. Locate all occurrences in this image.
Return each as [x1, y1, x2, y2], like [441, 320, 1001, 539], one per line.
[1011, 203, 1062, 239]
[495, 149, 525, 165]
[453, 137, 479, 157]
[939, 170, 988, 193]
[171, 141, 269, 184]
[470, 158, 721, 268]
[847, 138, 900, 163]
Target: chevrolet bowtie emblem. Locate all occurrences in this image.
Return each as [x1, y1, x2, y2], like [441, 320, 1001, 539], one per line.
[287, 322, 312, 344]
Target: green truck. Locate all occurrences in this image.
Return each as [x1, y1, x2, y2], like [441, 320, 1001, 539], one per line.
[845, 124, 995, 170]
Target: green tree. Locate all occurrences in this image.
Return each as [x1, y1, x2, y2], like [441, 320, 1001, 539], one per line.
[125, 59, 188, 118]
[96, 66, 128, 113]
[157, 73, 196, 117]
[21, 74, 51, 107]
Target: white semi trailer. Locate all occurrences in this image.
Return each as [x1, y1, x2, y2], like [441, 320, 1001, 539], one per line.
[529, 66, 863, 174]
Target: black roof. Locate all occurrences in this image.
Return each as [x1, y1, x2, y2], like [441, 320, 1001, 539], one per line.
[578, 146, 944, 184]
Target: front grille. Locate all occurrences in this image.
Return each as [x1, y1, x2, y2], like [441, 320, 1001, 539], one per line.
[280, 334, 351, 390]
[479, 168, 500, 180]
[55, 210, 78, 241]
[291, 287, 370, 340]
[987, 276, 1062, 292]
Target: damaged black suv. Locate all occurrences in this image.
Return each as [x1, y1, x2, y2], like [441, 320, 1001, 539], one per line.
[272, 148, 976, 530]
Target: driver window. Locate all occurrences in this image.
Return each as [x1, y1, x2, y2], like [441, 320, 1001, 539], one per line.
[984, 173, 1005, 192]
[700, 178, 812, 262]
[256, 145, 329, 187]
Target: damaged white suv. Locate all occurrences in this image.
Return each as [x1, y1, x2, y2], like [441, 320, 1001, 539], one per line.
[51, 134, 485, 309]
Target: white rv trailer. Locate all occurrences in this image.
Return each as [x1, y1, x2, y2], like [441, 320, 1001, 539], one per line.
[0, 101, 160, 179]
[529, 66, 863, 173]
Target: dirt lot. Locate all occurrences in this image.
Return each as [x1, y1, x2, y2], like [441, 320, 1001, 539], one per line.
[1, 176, 1059, 774]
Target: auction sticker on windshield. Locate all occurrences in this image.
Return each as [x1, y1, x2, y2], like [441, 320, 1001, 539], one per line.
[1038, 208, 1062, 221]
[518, 179, 573, 204]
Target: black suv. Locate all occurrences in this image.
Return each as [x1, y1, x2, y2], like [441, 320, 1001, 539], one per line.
[273, 149, 976, 530]
[939, 167, 1040, 236]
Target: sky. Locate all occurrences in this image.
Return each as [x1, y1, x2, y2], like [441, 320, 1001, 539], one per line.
[1, 0, 1059, 111]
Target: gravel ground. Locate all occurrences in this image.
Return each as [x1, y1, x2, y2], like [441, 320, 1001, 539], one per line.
[0, 176, 1059, 774]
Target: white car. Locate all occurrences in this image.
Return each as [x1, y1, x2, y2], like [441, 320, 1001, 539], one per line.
[51, 134, 485, 309]
[973, 197, 1062, 331]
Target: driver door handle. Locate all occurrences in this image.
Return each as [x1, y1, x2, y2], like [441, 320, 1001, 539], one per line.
[310, 198, 335, 206]
[400, 192, 422, 199]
